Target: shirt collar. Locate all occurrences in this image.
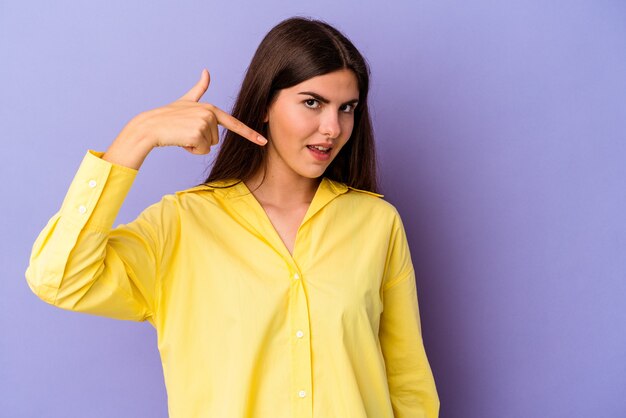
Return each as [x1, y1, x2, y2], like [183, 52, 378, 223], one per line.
[178, 177, 384, 201]
[182, 176, 347, 198]
[178, 177, 385, 199]
[222, 177, 349, 226]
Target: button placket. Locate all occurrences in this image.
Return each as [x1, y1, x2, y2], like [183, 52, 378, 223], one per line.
[289, 269, 313, 416]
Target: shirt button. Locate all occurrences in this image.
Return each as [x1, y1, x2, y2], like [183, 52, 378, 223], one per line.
[293, 273, 300, 280]
[298, 390, 306, 398]
[88, 179, 97, 188]
[296, 330, 304, 338]
[78, 205, 87, 214]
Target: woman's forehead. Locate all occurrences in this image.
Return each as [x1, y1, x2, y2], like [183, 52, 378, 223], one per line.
[285, 69, 359, 99]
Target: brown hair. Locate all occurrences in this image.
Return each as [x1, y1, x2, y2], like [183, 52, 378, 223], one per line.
[202, 16, 379, 193]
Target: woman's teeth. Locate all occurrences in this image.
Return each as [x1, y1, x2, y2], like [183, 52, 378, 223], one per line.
[307, 145, 331, 153]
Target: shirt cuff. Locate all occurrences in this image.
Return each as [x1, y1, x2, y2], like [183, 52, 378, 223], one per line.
[59, 150, 138, 231]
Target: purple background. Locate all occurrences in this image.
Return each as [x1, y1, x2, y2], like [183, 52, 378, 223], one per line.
[2, 1, 625, 417]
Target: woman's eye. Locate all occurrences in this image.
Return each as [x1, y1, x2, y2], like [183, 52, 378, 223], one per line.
[304, 99, 320, 109]
[341, 104, 356, 113]
[303, 99, 356, 113]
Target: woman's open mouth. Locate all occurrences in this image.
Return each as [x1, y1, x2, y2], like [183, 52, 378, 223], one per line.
[307, 145, 332, 161]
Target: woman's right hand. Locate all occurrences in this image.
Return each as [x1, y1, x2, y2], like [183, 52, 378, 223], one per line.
[103, 69, 267, 170]
[131, 69, 267, 154]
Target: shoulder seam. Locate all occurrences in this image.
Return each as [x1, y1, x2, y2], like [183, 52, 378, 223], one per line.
[174, 184, 215, 196]
[346, 186, 384, 198]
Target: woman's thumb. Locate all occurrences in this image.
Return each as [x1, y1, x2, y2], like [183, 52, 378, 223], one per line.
[178, 69, 210, 102]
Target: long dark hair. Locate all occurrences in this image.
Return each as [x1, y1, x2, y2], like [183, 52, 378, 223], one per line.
[202, 16, 379, 193]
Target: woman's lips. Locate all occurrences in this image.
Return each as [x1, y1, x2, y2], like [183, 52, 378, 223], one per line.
[307, 145, 331, 161]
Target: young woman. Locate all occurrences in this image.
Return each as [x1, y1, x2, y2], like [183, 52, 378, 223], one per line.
[26, 16, 440, 418]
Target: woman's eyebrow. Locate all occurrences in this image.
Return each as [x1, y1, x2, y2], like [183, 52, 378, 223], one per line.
[298, 91, 359, 105]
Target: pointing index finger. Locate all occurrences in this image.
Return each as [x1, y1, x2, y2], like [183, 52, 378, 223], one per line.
[208, 104, 268, 145]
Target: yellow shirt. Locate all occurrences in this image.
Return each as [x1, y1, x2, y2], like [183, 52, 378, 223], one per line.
[26, 150, 440, 418]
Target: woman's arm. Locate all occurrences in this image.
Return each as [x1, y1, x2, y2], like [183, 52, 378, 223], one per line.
[25, 149, 162, 324]
[379, 212, 440, 418]
[25, 69, 266, 324]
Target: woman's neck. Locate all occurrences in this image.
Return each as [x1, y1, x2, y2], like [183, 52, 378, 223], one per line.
[244, 170, 322, 209]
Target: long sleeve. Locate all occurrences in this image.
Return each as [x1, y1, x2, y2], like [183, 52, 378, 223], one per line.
[25, 150, 160, 325]
[379, 212, 440, 418]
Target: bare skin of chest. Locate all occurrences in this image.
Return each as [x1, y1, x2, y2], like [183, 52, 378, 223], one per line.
[262, 204, 309, 256]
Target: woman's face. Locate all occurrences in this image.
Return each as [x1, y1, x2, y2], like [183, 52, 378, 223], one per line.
[263, 68, 360, 181]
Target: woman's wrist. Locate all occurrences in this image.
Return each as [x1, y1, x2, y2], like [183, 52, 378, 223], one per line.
[102, 120, 154, 170]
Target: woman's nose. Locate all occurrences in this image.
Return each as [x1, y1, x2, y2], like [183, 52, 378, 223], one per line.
[319, 110, 341, 139]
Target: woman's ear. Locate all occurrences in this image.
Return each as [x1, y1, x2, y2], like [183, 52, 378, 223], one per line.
[263, 113, 269, 123]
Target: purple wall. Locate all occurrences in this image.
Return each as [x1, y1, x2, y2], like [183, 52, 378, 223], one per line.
[2, 1, 625, 417]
